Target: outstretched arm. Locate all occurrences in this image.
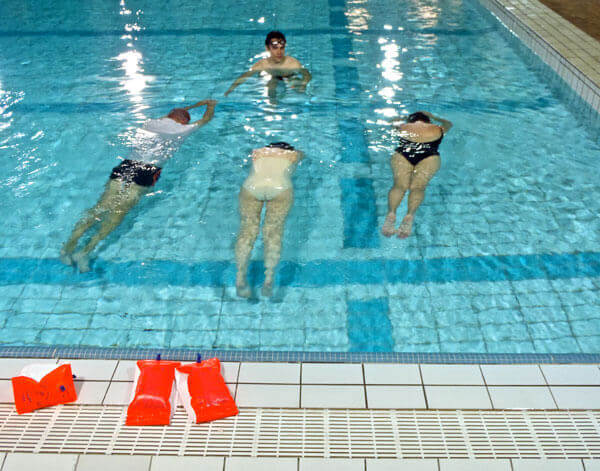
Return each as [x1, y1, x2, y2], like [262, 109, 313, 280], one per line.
[191, 99, 217, 126]
[422, 111, 453, 133]
[184, 99, 211, 111]
[225, 68, 260, 96]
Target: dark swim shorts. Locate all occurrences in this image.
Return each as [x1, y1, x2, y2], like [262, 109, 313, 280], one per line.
[109, 159, 162, 187]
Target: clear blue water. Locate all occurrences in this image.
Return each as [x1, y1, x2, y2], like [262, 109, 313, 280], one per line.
[1, 0, 599, 353]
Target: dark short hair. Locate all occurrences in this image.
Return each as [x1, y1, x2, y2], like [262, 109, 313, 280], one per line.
[407, 112, 430, 123]
[267, 141, 295, 151]
[265, 31, 286, 46]
[167, 108, 191, 123]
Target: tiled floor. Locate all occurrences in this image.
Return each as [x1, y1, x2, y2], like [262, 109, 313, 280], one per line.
[0, 455, 598, 471]
[3, 359, 600, 410]
[2, 359, 600, 469]
[538, 0, 600, 41]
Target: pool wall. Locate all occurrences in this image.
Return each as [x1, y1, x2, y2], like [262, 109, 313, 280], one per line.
[479, 0, 600, 115]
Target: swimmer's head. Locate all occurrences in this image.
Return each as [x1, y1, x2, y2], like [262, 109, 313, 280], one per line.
[265, 31, 286, 47]
[265, 31, 286, 61]
[407, 112, 431, 123]
[167, 108, 191, 125]
[267, 141, 295, 151]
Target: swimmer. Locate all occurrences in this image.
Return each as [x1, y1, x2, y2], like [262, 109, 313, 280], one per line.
[60, 99, 217, 272]
[381, 111, 452, 239]
[224, 31, 312, 100]
[235, 142, 304, 298]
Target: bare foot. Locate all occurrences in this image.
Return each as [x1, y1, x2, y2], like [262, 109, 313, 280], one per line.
[397, 214, 414, 239]
[381, 213, 396, 237]
[261, 280, 273, 297]
[60, 248, 74, 266]
[72, 252, 91, 273]
[236, 282, 251, 298]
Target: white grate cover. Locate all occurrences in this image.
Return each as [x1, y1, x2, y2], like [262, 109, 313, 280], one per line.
[1, 405, 600, 458]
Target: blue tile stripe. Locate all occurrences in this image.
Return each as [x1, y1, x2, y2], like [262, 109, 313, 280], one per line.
[328, 0, 379, 248]
[347, 298, 394, 352]
[1, 345, 599, 364]
[1, 251, 600, 286]
[340, 178, 379, 248]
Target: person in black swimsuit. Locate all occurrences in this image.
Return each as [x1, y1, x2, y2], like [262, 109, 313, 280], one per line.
[381, 111, 452, 239]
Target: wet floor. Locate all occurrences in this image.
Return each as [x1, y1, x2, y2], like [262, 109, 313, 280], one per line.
[538, 0, 600, 41]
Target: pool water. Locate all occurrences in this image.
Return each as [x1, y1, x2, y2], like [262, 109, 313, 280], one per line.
[1, 0, 599, 353]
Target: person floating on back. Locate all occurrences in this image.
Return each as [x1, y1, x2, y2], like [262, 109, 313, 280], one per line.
[60, 99, 217, 272]
[381, 111, 452, 239]
[225, 31, 311, 101]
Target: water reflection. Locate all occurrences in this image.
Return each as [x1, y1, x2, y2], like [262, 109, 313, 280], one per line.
[112, 0, 153, 121]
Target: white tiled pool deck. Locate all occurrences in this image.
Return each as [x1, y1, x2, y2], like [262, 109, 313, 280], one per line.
[2, 359, 600, 469]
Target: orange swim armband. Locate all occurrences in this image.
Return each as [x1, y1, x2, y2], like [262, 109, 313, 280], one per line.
[12, 363, 77, 414]
[126, 359, 181, 426]
[175, 358, 238, 423]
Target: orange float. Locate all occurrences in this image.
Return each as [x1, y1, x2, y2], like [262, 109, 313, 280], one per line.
[126, 357, 181, 426]
[175, 357, 238, 423]
[12, 363, 77, 414]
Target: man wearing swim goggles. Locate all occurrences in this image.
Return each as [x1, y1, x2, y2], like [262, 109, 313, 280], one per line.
[225, 30, 312, 98]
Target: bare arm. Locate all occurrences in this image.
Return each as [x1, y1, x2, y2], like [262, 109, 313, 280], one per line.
[225, 66, 261, 96]
[184, 99, 210, 111]
[422, 111, 453, 133]
[191, 100, 217, 126]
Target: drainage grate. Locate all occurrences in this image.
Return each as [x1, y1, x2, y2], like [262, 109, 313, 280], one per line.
[1, 405, 600, 458]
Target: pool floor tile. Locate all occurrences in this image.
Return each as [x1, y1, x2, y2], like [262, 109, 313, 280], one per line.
[226, 457, 297, 471]
[2, 453, 78, 471]
[550, 386, 600, 409]
[425, 386, 493, 409]
[364, 364, 421, 385]
[299, 458, 364, 471]
[481, 365, 546, 385]
[236, 384, 299, 408]
[488, 386, 557, 409]
[366, 385, 426, 409]
[151, 456, 224, 471]
[301, 385, 366, 408]
[366, 459, 437, 470]
[76, 455, 151, 471]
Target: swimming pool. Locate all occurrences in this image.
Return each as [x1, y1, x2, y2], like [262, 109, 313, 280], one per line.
[1, 0, 599, 354]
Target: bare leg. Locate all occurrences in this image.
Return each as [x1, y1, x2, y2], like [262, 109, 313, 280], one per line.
[382, 153, 413, 237]
[266, 77, 279, 104]
[235, 187, 264, 297]
[262, 189, 293, 296]
[398, 155, 440, 239]
[61, 181, 119, 263]
[71, 180, 148, 272]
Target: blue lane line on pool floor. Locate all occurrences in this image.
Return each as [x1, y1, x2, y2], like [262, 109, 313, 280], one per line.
[1, 252, 599, 286]
[347, 298, 394, 352]
[329, 0, 380, 249]
[340, 178, 379, 248]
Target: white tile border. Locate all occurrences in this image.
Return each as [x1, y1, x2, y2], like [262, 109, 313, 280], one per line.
[477, 0, 600, 113]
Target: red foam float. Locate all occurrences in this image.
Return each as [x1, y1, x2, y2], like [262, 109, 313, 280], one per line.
[126, 360, 181, 426]
[176, 358, 238, 423]
[12, 363, 77, 414]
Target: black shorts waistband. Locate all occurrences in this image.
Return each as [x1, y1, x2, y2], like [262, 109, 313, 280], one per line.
[109, 159, 162, 187]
